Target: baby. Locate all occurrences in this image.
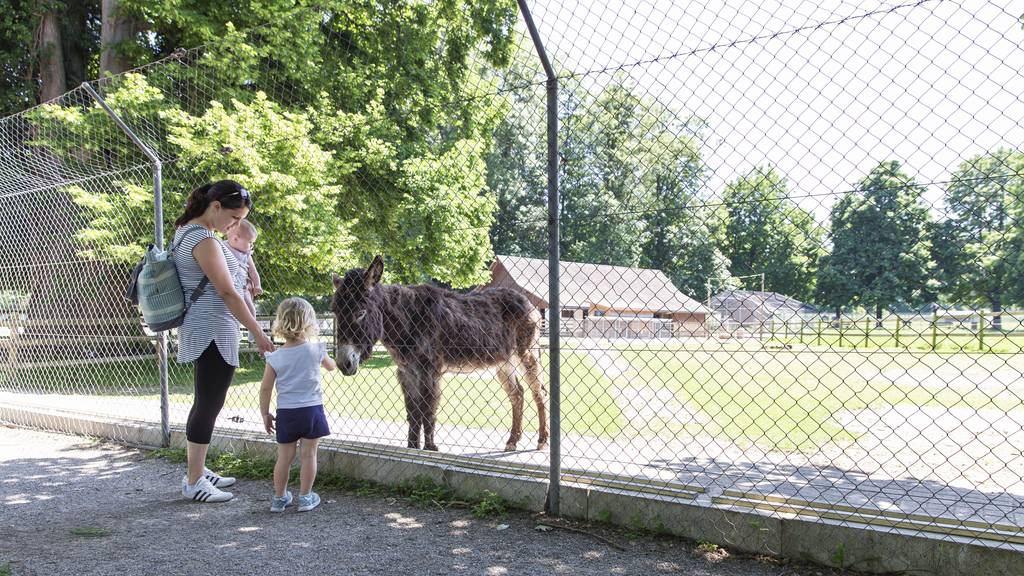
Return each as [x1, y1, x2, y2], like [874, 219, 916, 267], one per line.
[226, 219, 263, 337]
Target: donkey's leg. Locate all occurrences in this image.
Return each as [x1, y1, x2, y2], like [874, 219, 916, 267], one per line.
[397, 366, 422, 449]
[497, 359, 525, 451]
[520, 350, 549, 450]
[421, 374, 441, 452]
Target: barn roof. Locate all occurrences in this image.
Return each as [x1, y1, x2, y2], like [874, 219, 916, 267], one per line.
[489, 255, 709, 314]
[710, 289, 816, 313]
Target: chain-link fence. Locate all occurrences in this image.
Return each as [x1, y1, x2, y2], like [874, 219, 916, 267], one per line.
[1, 0, 1023, 563]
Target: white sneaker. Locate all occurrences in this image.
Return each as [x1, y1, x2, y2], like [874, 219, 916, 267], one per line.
[182, 476, 233, 503]
[204, 467, 236, 488]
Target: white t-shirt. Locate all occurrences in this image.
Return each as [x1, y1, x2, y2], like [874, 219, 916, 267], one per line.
[265, 341, 326, 409]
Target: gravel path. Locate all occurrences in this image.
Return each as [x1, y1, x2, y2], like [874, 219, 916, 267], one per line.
[0, 427, 850, 576]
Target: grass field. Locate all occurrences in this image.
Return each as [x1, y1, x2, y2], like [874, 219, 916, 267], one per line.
[5, 337, 1022, 454]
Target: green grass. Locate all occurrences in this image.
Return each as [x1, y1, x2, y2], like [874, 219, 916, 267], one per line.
[15, 337, 1024, 455]
[617, 343, 1024, 451]
[470, 490, 509, 518]
[0, 563, 10, 576]
[154, 349, 626, 438]
[149, 449, 511, 516]
[70, 526, 111, 538]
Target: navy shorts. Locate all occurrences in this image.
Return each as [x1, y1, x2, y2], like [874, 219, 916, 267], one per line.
[275, 405, 330, 444]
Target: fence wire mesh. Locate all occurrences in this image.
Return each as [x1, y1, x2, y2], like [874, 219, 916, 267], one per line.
[1, 0, 1023, 558]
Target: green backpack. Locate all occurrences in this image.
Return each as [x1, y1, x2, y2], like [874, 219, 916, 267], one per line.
[125, 228, 210, 332]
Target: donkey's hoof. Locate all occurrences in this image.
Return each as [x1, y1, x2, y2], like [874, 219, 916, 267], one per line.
[536, 441, 549, 451]
[504, 442, 518, 452]
[423, 444, 439, 452]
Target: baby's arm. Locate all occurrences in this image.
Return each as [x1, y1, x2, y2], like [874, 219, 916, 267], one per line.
[248, 256, 263, 297]
[259, 363, 277, 434]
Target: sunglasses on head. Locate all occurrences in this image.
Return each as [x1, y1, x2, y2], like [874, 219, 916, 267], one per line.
[214, 187, 250, 201]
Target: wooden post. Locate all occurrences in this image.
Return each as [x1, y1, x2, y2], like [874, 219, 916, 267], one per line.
[978, 310, 985, 352]
[8, 311, 18, 366]
[838, 317, 844, 348]
[816, 318, 822, 347]
[931, 310, 939, 351]
[895, 316, 901, 349]
[864, 316, 871, 348]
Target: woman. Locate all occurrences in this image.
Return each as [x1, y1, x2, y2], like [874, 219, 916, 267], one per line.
[173, 179, 275, 503]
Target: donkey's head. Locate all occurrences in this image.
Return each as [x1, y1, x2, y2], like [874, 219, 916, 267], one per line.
[331, 255, 384, 376]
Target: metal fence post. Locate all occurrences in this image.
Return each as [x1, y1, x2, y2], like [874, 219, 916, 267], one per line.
[81, 81, 170, 447]
[516, 0, 560, 516]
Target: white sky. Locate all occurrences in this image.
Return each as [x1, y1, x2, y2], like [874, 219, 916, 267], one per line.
[523, 0, 1024, 221]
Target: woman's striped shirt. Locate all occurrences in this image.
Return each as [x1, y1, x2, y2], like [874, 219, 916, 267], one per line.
[173, 224, 243, 366]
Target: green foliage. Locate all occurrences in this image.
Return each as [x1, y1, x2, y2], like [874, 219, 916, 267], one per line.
[831, 542, 846, 568]
[0, 0, 38, 116]
[490, 70, 723, 298]
[487, 44, 549, 259]
[206, 450, 276, 479]
[148, 447, 188, 462]
[470, 490, 509, 518]
[721, 166, 822, 302]
[398, 475, 455, 508]
[70, 526, 112, 538]
[697, 541, 720, 553]
[19, 2, 517, 294]
[163, 91, 355, 293]
[817, 161, 935, 316]
[938, 149, 1024, 318]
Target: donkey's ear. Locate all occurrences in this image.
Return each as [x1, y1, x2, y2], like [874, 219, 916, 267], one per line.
[365, 255, 384, 289]
[332, 272, 343, 289]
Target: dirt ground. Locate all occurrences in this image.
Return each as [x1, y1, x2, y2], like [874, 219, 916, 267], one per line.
[0, 426, 869, 576]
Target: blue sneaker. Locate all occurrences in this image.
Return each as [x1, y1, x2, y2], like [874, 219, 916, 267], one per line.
[297, 491, 320, 512]
[270, 490, 293, 513]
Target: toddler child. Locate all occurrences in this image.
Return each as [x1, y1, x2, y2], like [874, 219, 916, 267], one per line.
[259, 297, 336, 512]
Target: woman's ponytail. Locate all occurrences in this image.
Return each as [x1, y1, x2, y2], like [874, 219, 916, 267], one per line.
[174, 183, 213, 228]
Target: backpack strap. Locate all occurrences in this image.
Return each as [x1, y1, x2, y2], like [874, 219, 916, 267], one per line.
[187, 276, 211, 310]
[173, 225, 213, 307]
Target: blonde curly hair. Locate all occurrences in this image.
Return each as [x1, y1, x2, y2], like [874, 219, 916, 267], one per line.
[272, 297, 318, 341]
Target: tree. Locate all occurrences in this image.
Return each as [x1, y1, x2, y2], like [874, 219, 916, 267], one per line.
[637, 130, 728, 300]
[0, 1, 102, 115]
[721, 167, 822, 302]
[100, 0, 143, 76]
[939, 149, 1024, 329]
[0, 0, 36, 115]
[3, 2, 519, 359]
[558, 79, 643, 266]
[485, 44, 548, 259]
[816, 161, 935, 323]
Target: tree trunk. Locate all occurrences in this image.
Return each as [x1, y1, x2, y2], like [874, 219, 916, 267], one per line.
[991, 298, 1002, 332]
[100, 0, 138, 76]
[36, 11, 66, 102]
[875, 304, 883, 328]
[61, 0, 95, 88]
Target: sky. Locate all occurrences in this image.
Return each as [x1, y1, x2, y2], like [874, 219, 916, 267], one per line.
[521, 0, 1024, 221]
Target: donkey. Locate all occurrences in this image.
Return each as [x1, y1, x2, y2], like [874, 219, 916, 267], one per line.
[331, 256, 549, 452]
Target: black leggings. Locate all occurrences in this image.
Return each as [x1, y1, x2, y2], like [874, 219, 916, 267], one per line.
[186, 342, 235, 444]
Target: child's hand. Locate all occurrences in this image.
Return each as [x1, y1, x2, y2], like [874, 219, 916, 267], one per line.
[262, 412, 276, 435]
[252, 286, 264, 298]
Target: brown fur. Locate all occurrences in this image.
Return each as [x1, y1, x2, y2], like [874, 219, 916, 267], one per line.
[331, 256, 549, 452]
